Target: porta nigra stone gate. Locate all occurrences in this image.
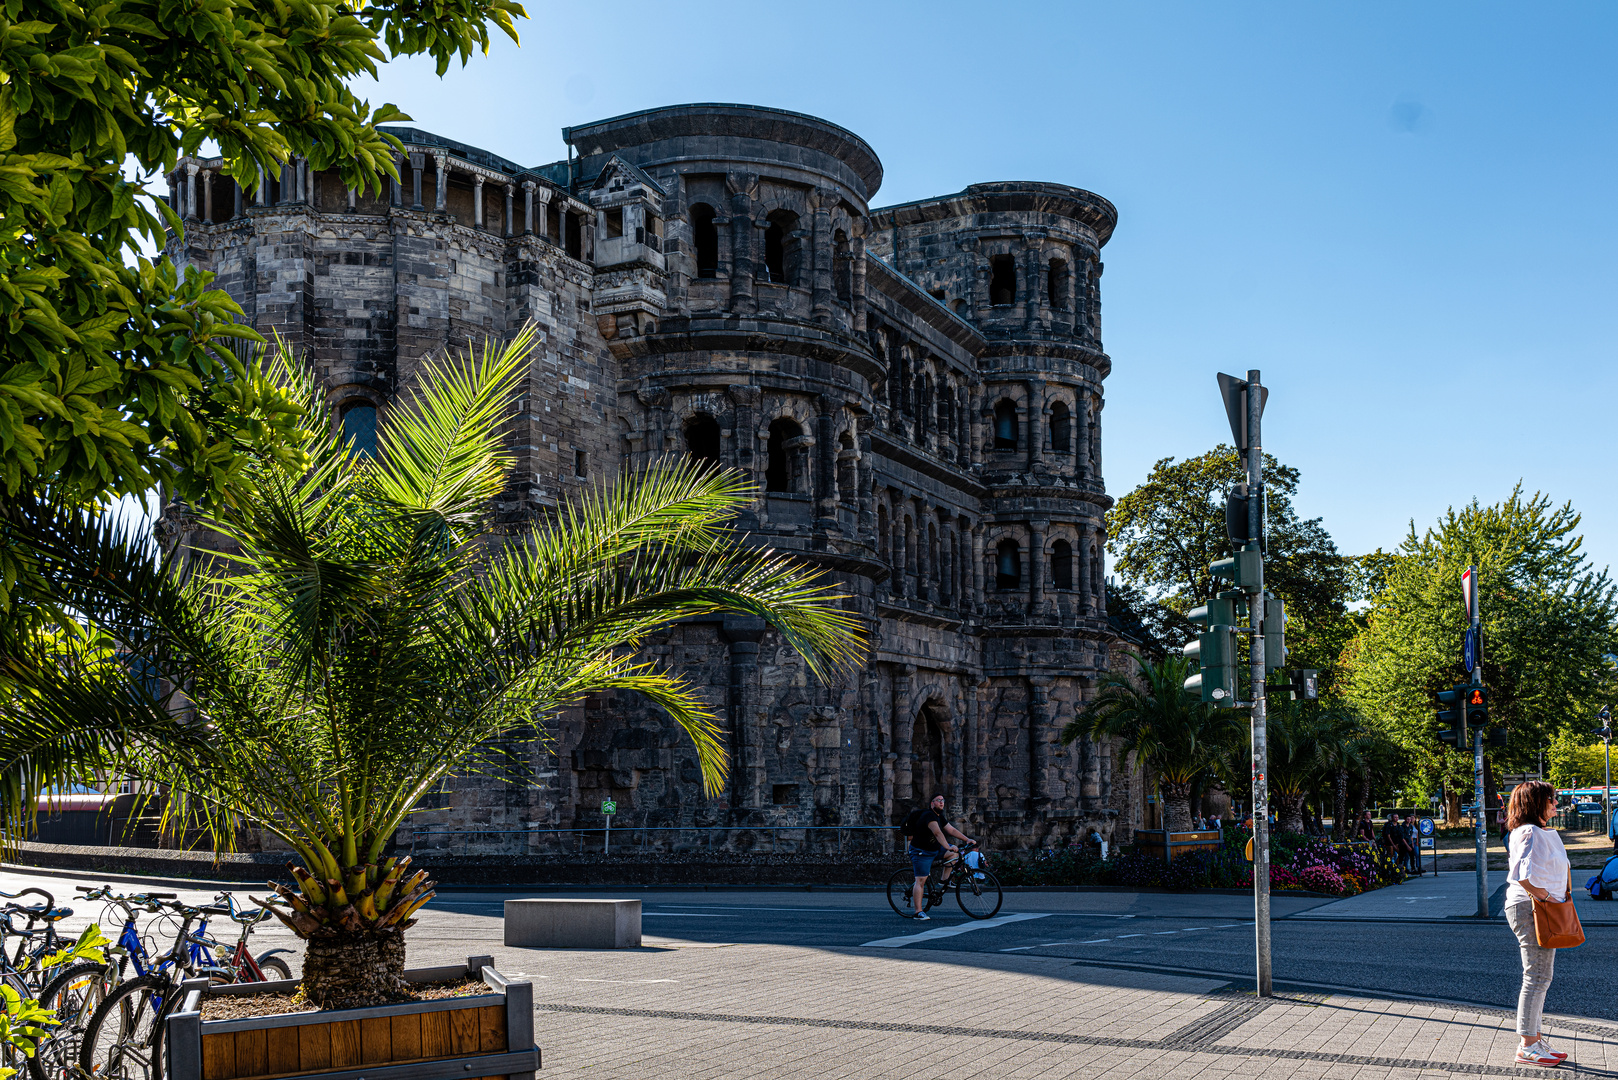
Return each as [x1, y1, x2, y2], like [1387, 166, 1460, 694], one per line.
[163, 103, 1145, 853]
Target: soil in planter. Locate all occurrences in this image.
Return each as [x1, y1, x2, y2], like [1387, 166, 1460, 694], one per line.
[201, 979, 487, 1021]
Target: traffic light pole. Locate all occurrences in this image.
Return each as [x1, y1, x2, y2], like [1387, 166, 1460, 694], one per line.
[1245, 369, 1272, 998]
[1470, 565, 1487, 919]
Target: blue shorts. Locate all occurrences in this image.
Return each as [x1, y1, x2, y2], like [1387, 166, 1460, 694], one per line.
[909, 846, 941, 878]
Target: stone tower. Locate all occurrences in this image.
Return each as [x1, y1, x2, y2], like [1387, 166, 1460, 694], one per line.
[163, 103, 1135, 851]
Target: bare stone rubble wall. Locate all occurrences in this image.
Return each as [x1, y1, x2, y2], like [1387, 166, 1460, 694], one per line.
[162, 103, 1142, 854]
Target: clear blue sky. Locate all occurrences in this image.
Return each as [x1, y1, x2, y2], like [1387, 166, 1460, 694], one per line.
[357, 2, 1618, 578]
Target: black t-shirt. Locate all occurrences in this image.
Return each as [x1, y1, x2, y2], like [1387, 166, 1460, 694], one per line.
[909, 809, 948, 851]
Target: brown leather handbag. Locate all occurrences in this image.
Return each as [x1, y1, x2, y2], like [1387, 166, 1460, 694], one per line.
[1532, 872, 1585, 949]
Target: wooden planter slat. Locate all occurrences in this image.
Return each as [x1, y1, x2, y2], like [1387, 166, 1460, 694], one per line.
[166, 957, 539, 1080]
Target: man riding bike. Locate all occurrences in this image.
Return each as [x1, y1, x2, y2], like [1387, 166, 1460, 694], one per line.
[904, 793, 977, 920]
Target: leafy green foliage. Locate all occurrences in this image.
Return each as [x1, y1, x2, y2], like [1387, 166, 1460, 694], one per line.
[1345, 486, 1618, 797]
[0, 0, 524, 605]
[1546, 728, 1610, 790]
[1104, 445, 1356, 689]
[4, 331, 866, 1000]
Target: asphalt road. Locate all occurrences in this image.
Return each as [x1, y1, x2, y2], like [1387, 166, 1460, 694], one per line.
[3, 866, 1611, 1024]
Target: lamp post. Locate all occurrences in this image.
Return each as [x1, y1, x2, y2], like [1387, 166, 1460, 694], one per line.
[1596, 706, 1612, 837]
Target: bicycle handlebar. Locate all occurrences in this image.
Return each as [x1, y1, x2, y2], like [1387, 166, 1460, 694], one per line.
[0, 888, 56, 908]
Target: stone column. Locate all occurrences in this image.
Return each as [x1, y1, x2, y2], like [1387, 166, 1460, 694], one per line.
[971, 522, 985, 616]
[727, 384, 762, 529]
[890, 506, 905, 598]
[202, 170, 213, 223]
[534, 186, 553, 240]
[434, 154, 447, 212]
[893, 665, 917, 808]
[1029, 675, 1053, 810]
[1076, 258, 1092, 338]
[1077, 523, 1093, 618]
[810, 188, 833, 323]
[257, 167, 268, 207]
[473, 176, 484, 229]
[522, 181, 535, 234]
[1090, 260, 1104, 343]
[726, 174, 756, 314]
[409, 153, 424, 210]
[1029, 519, 1048, 618]
[346, 183, 356, 213]
[851, 234, 867, 330]
[184, 164, 198, 220]
[973, 257, 990, 319]
[1090, 398, 1103, 484]
[856, 415, 875, 544]
[390, 155, 403, 207]
[1026, 245, 1044, 332]
[722, 616, 767, 809]
[1065, 245, 1080, 331]
[556, 200, 568, 252]
[1075, 390, 1092, 482]
[1026, 379, 1045, 472]
[504, 184, 515, 238]
[815, 396, 837, 532]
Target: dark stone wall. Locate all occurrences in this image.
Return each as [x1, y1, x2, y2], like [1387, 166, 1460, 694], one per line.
[163, 103, 1141, 855]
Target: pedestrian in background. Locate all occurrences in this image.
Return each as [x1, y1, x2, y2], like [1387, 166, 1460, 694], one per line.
[1356, 810, 1376, 843]
[1380, 811, 1402, 861]
[1504, 780, 1571, 1067]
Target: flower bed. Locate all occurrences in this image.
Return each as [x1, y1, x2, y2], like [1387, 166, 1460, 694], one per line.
[994, 830, 1406, 895]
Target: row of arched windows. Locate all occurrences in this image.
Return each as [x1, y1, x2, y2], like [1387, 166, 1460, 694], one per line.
[983, 255, 1076, 309]
[991, 399, 1079, 454]
[688, 203, 832, 287]
[682, 412, 820, 497]
[995, 539, 1080, 591]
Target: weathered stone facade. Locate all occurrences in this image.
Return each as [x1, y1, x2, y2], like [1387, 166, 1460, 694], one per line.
[164, 104, 1135, 852]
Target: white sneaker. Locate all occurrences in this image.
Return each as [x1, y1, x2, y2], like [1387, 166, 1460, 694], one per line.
[1516, 1041, 1564, 1067]
[912, 912, 931, 921]
[1537, 1037, 1568, 1061]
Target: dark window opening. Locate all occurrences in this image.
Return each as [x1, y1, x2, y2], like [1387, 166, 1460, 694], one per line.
[1053, 540, 1073, 590]
[685, 413, 722, 469]
[690, 203, 719, 278]
[772, 784, 799, 806]
[574, 449, 587, 477]
[929, 288, 947, 303]
[990, 255, 1017, 306]
[765, 417, 802, 493]
[1049, 401, 1071, 455]
[834, 230, 851, 300]
[951, 298, 969, 316]
[604, 207, 624, 238]
[762, 209, 801, 284]
[993, 400, 1018, 450]
[546, 203, 561, 242]
[565, 211, 582, 260]
[996, 540, 1021, 591]
[341, 402, 378, 458]
[1048, 258, 1069, 309]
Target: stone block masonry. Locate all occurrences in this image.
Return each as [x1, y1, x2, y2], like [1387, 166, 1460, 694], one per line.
[163, 103, 1142, 853]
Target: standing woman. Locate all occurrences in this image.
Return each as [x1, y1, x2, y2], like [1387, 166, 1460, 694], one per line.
[1504, 780, 1571, 1067]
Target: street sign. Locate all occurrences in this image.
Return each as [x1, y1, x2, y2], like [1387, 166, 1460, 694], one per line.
[1463, 626, 1477, 674]
[1418, 817, 1438, 875]
[1462, 567, 1476, 622]
[601, 800, 617, 815]
[1417, 817, 1435, 838]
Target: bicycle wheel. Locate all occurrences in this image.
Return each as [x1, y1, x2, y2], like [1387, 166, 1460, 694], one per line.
[30, 961, 113, 1080]
[886, 869, 922, 917]
[955, 868, 1003, 919]
[254, 954, 293, 981]
[79, 975, 170, 1080]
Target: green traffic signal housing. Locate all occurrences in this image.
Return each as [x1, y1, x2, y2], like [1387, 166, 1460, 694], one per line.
[1263, 594, 1286, 673]
[1184, 595, 1239, 704]
[1435, 684, 1465, 748]
[1210, 549, 1263, 592]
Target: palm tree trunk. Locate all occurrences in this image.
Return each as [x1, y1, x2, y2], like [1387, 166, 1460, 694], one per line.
[300, 933, 408, 1009]
[1333, 768, 1348, 841]
[1277, 791, 1306, 834]
[1160, 779, 1193, 832]
[1357, 767, 1371, 822]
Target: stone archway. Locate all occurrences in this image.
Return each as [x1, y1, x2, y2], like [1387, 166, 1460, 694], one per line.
[912, 697, 952, 807]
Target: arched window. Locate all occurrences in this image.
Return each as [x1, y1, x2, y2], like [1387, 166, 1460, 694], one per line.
[766, 417, 802, 493]
[1049, 400, 1071, 456]
[691, 203, 718, 278]
[990, 254, 1017, 306]
[834, 229, 852, 300]
[993, 400, 1018, 450]
[341, 401, 378, 458]
[684, 413, 721, 469]
[1048, 258, 1069, 309]
[951, 298, 969, 316]
[763, 210, 801, 284]
[996, 540, 1021, 591]
[1052, 540, 1073, 590]
[565, 211, 582, 260]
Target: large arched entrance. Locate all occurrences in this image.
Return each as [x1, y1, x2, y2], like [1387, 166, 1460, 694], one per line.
[911, 699, 949, 806]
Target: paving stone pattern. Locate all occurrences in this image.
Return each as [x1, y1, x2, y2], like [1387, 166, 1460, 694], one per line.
[162, 103, 1142, 856]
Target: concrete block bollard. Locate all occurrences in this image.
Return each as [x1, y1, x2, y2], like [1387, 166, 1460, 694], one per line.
[504, 898, 642, 948]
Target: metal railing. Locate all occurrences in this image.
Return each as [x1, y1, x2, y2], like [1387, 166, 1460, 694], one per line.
[402, 824, 898, 857]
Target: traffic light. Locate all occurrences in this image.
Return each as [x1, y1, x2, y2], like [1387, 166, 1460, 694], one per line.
[1435, 684, 1465, 748]
[1224, 484, 1268, 551]
[1464, 686, 1489, 731]
[1184, 596, 1239, 704]
[1275, 668, 1318, 701]
[1210, 549, 1263, 592]
[1263, 594, 1286, 673]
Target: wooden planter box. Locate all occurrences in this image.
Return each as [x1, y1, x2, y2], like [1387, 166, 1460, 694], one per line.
[164, 954, 540, 1080]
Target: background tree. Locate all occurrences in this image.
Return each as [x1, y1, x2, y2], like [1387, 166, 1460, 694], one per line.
[1105, 445, 1356, 690]
[1062, 656, 1237, 832]
[6, 333, 866, 1007]
[1546, 728, 1610, 791]
[0, 0, 524, 607]
[1344, 486, 1618, 805]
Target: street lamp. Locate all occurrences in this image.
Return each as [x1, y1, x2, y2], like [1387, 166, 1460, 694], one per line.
[1595, 706, 1613, 836]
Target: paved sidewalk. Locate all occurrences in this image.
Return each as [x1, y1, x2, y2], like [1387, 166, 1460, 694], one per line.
[402, 936, 1618, 1079]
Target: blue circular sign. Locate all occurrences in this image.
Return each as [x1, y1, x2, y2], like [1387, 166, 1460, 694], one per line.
[1418, 817, 1435, 837]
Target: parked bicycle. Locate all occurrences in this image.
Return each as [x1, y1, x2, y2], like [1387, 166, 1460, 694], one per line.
[203, 893, 292, 983]
[0, 889, 114, 1080]
[887, 840, 1003, 920]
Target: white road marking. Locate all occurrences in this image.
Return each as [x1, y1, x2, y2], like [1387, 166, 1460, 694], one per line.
[860, 912, 1051, 947]
[1154, 931, 1178, 935]
[1080, 939, 1110, 944]
[1180, 927, 1210, 932]
[641, 913, 737, 918]
[999, 946, 1037, 952]
[1116, 934, 1145, 939]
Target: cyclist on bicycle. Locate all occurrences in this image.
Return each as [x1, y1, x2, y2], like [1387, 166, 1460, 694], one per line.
[905, 793, 976, 920]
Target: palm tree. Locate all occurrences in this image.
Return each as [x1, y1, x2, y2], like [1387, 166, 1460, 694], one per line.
[1062, 656, 1237, 832]
[3, 330, 865, 1007]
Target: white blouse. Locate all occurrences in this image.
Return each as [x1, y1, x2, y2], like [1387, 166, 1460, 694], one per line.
[1505, 824, 1570, 907]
